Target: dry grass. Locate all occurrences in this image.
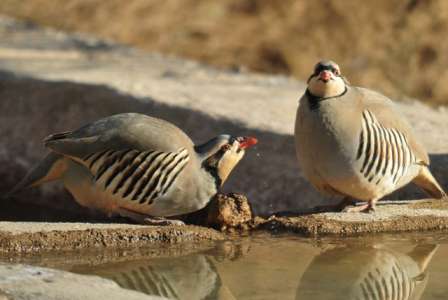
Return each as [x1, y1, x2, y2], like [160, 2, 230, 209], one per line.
[1, 0, 448, 105]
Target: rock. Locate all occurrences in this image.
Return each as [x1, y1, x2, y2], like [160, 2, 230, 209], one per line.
[0, 263, 163, 300]
[180, 193, 253, 231]
[205, 194, 253, 231]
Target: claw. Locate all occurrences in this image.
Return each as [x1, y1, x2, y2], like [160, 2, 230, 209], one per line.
[143, 217, 185, 226]
[342, 203, 375, 213]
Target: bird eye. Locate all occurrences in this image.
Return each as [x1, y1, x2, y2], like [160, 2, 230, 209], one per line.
[221, 144, 231, 151]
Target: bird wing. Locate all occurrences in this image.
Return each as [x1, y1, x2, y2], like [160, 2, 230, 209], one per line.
[43, 113, 194, 203]
[43, 113, 195, 161]
[357, 87, 429, 166]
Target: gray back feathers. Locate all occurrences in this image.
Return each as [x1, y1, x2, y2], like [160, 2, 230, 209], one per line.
[45, 113, 196, 160]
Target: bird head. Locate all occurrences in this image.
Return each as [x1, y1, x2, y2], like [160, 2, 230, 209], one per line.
[307, 60, 347, 98]
[195, 135, 258, 185]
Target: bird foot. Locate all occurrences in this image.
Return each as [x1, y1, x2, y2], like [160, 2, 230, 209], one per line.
[342, 203, 375, 213]
[143, 217, 185, 226]
[116, 207, 185, 226]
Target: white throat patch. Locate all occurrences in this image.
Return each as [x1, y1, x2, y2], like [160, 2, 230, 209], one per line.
[308, 75, 346, 98]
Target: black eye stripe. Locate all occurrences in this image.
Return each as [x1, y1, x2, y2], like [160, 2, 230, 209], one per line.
[222, 144, 231, 151]
[313, 65, 340, 76]
[314, 65, 338, 73]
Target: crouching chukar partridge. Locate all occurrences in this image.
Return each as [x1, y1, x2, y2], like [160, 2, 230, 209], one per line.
[10, 113, 257, 225]
[295, 60, 446, 212]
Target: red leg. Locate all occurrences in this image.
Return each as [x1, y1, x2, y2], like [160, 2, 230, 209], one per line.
[342, 199, 377, 213]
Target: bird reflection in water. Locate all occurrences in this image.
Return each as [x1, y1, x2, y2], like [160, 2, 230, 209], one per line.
[88, 254, 235, 300]
[296, 243, 438, 300]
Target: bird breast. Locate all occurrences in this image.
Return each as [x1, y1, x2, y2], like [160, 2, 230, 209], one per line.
[295, 91, 363, 181]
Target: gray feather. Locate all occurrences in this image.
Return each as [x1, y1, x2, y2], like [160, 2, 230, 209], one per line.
[6, 152, 64, 197]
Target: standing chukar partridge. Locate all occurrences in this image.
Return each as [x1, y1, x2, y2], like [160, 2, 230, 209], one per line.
[295, 60, 446, 212]
[9, 113, 257, 225]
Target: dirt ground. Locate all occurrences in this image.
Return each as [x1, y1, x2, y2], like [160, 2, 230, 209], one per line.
[1, 0, 448, 105]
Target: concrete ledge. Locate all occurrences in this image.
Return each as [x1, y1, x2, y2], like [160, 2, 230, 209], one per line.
[257, 199, 448, 236]
[0, 222, 223, 253]
[1, 199, 448, 254]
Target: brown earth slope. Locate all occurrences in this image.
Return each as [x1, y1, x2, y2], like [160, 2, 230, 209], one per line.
[0, 0, 448, 105]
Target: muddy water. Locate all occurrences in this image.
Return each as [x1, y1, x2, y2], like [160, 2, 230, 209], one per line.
[7, 232, 448, 300]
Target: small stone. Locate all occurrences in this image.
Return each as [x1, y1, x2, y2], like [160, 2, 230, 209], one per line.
[205, 193, 253, 231]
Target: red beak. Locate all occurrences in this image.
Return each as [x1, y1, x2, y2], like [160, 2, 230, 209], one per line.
[238, 136, 258, 149]
[319, 70, 332, 81]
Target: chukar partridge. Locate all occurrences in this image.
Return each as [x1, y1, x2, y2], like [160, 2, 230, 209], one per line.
[10, 113, 257, 225]
[295, 60, 446, 212]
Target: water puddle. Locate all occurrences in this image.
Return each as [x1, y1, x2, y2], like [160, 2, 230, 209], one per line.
[4, 232, 448, 299]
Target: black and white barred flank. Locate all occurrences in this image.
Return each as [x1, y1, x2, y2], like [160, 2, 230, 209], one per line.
[83, 148, 190, 205]
[356, 110, 417, 185]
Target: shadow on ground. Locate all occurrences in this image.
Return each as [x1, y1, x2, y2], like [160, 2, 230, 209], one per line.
[1, 71, 447, 222]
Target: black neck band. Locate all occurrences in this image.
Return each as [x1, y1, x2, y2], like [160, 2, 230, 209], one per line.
[306, 86, 348, 110]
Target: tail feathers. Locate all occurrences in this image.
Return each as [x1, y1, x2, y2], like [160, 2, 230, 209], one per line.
[413, 166, 447, 199]
[5, 152, 66, 198]
[43, 131, 73, 145]
[407, 244, 439, 273]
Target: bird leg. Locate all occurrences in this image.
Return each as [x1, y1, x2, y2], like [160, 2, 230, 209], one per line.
[342, 199, 377, 213]
[116, 207, 185, 226]
[342, 203, 370, 213]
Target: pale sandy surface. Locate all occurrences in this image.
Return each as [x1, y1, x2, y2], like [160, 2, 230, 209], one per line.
[0, 222, 146, 234]
[322, 203, 448, 222]
[261, 199, 448, 236]
[3, 1, 448, 107]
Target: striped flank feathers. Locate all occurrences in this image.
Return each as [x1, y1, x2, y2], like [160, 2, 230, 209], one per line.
[356, 110, 417, 186]
[82, 148, 189, 205]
